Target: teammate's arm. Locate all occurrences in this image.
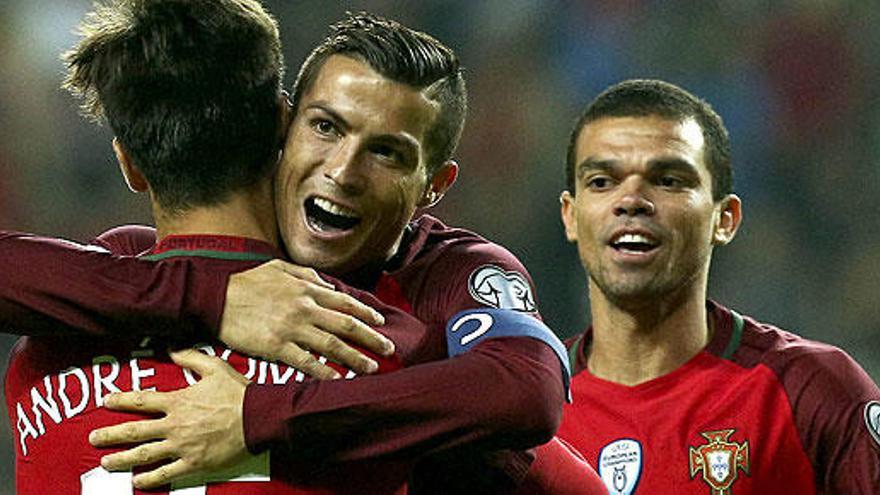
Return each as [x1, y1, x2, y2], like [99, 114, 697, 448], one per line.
[0, 230, 223, 338]
[91, 332, 564, 488]
[89, 247, 570, 489]
[0, 229, 390, 377]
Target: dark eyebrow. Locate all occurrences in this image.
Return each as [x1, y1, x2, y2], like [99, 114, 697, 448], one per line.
[647, 158, 700, 177]
[306, 102, 421, 161]
[575, 157, 616, 180]
[303, 102, 351, 133]
[371, 133, 420, 155]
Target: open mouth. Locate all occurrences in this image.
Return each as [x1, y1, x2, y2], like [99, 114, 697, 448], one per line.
[610, 233, 659, 254]
[304, 197, 361, 233]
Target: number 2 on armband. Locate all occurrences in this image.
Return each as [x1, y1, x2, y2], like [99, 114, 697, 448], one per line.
[450, 312, 494, 346]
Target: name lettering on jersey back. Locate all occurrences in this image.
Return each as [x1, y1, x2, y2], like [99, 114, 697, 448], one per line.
[14, 343, 358, 456]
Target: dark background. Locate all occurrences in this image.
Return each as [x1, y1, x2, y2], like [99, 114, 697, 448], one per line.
[2, 1, 879, 491]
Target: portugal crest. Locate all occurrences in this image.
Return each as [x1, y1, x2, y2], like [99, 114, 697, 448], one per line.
[688, 429, 749, 495]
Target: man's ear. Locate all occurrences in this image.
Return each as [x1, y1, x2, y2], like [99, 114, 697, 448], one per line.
[113, 138, 149, 193]
[419, 160, 459, 208]
[712, 194, 742, 245]
[560, 191, 578, 243]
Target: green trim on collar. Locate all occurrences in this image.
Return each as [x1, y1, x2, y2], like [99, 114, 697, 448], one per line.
[567, 333, 586, 370]
[142, 249, 274, 262]
[721, 310, 745, 360]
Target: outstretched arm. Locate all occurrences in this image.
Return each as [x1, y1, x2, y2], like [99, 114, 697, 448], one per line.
[0, 230, 225, 338]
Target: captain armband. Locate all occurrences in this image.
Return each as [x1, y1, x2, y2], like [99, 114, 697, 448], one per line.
[445, 309, 572, 402]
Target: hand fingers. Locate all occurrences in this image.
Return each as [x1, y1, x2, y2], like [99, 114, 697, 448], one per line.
[294, 324, 382, 375]
[132, 458, 191, 490]
[101, 390, 171, 414]
[100, 440, 175, 471]
[308, 298, 394, 356]
[90, 417, 167, 447]
[274, 343, 342, 380]
[269, 260, 334, 289]
[169, 348, 224, 376]
[314, 289, 386, 328]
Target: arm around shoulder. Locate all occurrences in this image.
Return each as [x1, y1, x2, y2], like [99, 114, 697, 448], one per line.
[0, 229, 228, 338]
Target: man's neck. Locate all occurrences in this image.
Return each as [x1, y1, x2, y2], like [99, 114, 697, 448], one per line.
[586, 279, 712, 386]
[152, 181, 279, 246]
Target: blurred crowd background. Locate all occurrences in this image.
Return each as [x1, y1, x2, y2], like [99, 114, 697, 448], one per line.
[1, 1, 879, 491]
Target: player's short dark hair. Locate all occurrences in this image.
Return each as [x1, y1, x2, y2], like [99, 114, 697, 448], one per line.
[290, 12, 466, 174]
[566, 79, 732, 201]
[63, 0, 285, 212]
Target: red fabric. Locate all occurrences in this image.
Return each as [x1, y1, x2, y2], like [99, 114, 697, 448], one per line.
[5, 235, 410, 493]
[516, 438, 605, 494]
[0, 230, 229, 339]
[2, 218, 573, 492]
[559, 302, 880, 494]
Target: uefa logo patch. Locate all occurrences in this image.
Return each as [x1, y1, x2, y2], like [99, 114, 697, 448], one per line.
[467, 265, 536, 312]
[598, 438, 642, 495]
[865, 401, 880, 447]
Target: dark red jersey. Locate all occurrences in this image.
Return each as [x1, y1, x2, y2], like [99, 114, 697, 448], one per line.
[2, 216, 581, 492]
[5, 236, 413, 494]
[558, 301, 880, 494]
[514, 438, 606, 495]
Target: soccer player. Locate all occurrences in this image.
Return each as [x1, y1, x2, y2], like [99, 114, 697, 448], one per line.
[4, 1, 411, 492]
[557, 79, 880, 493]
[2, 4, 597, 493]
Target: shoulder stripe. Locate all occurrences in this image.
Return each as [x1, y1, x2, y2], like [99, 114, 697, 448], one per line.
[721, 310, 745, 360]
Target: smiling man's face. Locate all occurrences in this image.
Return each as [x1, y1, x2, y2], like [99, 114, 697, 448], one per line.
[561, 114, 737, 305]
[275, 55, 441, 276]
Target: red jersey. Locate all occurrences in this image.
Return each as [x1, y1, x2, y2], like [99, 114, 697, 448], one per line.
[1, 216, 581, 492]
[5, 235, 412, 494]
[558, 301, 880, 494]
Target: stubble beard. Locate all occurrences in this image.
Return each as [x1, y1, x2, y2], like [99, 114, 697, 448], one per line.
[588, 256, 706, 312]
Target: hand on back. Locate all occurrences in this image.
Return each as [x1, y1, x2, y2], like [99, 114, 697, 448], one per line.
[220, 260, 394, 380]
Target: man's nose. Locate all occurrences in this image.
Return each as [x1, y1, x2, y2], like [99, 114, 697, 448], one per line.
[324, 141, 365, 193]
[613, 178, 655, 217]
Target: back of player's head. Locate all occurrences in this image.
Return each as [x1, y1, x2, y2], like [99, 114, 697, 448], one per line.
[566, 79, 732, 201]
[291, 12, 467, 174]
[63, 0, 285, 212]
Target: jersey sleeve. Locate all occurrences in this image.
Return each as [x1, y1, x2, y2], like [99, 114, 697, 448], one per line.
[426, 240, 571, 399]
[242, 241, 566, 469]
[91, 224, 157, 255]
[424, 240, 541, 321]
[514, 438, 606, 495]
[781, 344, 880, 493]
[0, 229, 227, 338]
[243, 335, 563, 462]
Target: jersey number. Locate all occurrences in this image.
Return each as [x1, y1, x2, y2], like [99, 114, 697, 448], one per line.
[80, 453, 270, 494]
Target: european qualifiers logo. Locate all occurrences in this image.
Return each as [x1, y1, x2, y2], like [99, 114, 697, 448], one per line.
[598, 438, 642, 495]
[467, 265, 536, 312]
[688, 429, 750, 495]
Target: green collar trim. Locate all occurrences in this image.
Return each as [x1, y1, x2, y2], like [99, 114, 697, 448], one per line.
[721, 310, 745, 360]
[567, 333, 586, 371]
[142, 249, 274, 262]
